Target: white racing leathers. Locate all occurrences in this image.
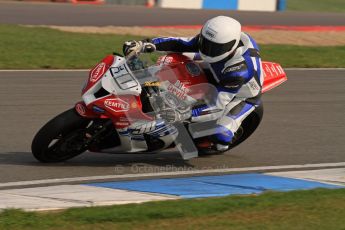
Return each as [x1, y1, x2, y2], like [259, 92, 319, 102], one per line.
[151, 32, 263, 147]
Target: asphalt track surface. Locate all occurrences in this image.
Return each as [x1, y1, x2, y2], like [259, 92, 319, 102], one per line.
[0, 69, 345, 184]
[0, 2, 345, 26]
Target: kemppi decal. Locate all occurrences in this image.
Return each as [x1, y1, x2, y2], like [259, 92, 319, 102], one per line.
[90, 62, 106, 83]
[104, 98, 130, 112]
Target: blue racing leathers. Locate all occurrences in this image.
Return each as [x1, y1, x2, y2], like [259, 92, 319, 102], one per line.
[151, 32, 263, 147]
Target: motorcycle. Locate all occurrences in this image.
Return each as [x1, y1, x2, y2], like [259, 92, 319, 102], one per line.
[31, 51, 287, 162]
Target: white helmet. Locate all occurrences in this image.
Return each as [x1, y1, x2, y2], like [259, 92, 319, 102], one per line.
[199, 16, 241, 63]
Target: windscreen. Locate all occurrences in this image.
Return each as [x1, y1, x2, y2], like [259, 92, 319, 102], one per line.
[125, 53, 218, 122]
[122, 53, 221, 159]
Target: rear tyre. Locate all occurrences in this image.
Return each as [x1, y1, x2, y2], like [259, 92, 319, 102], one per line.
[31, 108, 91, 163]
[228, 103, 264, 149]
[198, 103, 263, 155]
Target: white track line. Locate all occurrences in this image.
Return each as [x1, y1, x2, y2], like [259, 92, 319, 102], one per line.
[1, 162, 345, 188]
[0, 68, 344, 72]
[0, 69, 88, 72]
[285, 68, 345, 71]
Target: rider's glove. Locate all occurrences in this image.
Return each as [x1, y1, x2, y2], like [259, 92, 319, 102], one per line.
[123, 40, 141, 56]
[123, 39, 156, 56]
[141, 39, 156, 53]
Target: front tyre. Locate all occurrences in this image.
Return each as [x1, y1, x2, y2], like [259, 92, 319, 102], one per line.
[31, 108, 91, 163]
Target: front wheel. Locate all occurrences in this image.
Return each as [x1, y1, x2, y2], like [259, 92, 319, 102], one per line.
[31, 108, 91, 163]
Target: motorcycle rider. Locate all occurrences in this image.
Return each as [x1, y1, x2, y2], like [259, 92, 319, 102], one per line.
[123, 16, 263, 153]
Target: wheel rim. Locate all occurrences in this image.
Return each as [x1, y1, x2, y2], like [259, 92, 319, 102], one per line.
[46, 130, 88, 161]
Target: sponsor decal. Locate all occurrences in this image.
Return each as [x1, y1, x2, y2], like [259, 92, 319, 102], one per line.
[119, 116, 131, 122]
[185, 62, 201, 76]
[265, 65, 272, 76]
[76, 103, 86, 116]
[104, 98, 130, 112]
[225, 84, 240, 89]
[223, 63, 245, 74]
[90, 62, 106, 83]
[120, 118, 128, 122]
[205, 30, 215, 38]
[167, 80, 189, 100]
[249, 80, 260, 91]
[116, 122, 130, 126]
[144, 81, 160, 87]
[205, 27, 217, 39]
[276, 65, 284, 74]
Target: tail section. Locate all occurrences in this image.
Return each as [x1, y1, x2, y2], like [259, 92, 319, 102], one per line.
[262, 62, 287, 93]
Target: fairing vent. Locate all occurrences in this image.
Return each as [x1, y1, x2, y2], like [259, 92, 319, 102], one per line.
[94, 87, 110, 98]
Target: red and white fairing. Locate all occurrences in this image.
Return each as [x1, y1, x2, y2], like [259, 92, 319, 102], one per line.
[262, 61, 287, 93]
[75, 53, 287, 154]
[79, 55, 151, 127]
[77, 55, 153, 153]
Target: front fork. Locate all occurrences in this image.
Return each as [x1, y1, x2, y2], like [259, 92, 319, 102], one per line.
[84, 120, 114, 145]
[75, 102, 116, 149]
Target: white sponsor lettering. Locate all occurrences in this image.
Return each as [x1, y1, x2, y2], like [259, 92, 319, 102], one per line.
[116, 122, 130, 126]
[223, 63, 245, 73]
[104, 98, 129, 112]
[90, 62, 106, 82]
[167, 80, 189, 100]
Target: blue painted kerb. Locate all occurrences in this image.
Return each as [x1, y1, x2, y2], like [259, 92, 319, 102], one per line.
[87, 173, 342, 198]
[202, 0, 238, 10]
[277, 0, 286, 11]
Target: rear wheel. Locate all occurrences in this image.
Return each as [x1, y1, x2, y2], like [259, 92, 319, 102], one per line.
[197, 103, 263, 155]
[31, 109, 91, 163]
[228, 103, 264, 149]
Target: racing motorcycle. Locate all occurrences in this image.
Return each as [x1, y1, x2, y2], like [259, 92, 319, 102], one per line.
[31, 51, 287, 162]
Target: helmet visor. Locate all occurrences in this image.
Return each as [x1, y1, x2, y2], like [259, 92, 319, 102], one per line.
[198, 35, 237, 58]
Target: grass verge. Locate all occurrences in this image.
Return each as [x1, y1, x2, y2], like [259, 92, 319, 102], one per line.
[287, 0, 345, 13]
[0, 188, 345, 230]
[1, 24, 345, 69]
[1, 0, 345, 13]
[0, 24, 142, 69]
[260, 45, 345, 68]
